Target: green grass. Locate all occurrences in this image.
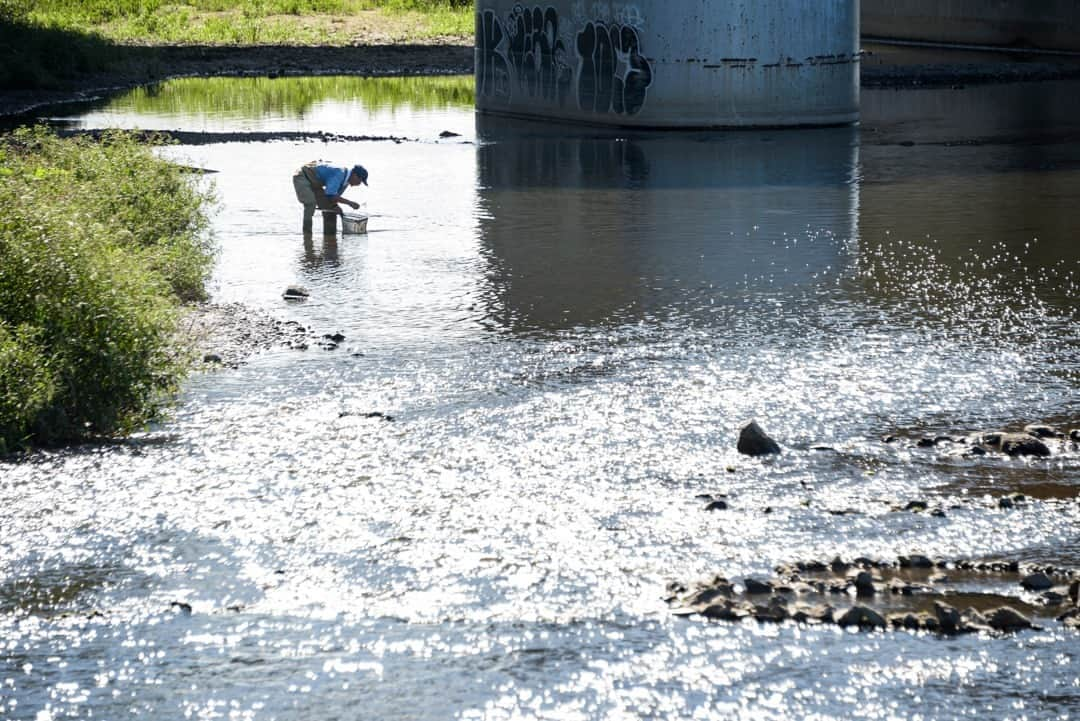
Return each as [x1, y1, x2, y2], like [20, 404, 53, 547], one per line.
[0, 126, 215, 452]
[110, 75, 473, 118]
[0, 0, 472, 88]
[3, 0, 473, 46]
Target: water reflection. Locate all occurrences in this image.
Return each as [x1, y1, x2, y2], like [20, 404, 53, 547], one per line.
[474, 115, 860, 332]
[46, 75, 476, 139]
[858, 81, 1080, 311]
[301, 233, 341, 274]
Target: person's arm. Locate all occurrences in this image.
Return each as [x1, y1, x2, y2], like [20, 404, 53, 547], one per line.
[326, 195, 359, 211]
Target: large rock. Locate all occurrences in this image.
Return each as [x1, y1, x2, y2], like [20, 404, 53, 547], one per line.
[737, 420, 781, 456]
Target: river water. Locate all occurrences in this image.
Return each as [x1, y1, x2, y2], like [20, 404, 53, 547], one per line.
[2, 72, 1079, 720]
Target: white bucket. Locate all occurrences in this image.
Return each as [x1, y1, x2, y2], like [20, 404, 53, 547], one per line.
[341, 212, 368, 234]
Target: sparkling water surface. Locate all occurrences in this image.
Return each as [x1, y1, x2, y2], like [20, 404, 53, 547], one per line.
[3, 75, 1079, 720]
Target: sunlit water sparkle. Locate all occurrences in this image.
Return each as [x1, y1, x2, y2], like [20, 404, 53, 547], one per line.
[2, 75, 1080, 720]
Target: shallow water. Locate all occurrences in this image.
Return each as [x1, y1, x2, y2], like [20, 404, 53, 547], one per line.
[3, 74, 1079, 720]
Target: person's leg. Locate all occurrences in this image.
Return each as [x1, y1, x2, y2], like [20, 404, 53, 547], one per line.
[293, 170, 317, 233]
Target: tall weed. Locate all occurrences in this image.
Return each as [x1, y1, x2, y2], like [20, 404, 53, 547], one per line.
[0, 127, 215, 449]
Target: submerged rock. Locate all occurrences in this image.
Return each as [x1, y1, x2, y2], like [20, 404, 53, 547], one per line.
[737, 420, 781, 456]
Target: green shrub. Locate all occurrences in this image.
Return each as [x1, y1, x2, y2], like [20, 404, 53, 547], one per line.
[0, 127, 215, 448]
[0, 323, 57, 453]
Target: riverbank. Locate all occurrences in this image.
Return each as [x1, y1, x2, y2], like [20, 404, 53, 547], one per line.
[0, 44, 473, 117]
[5, 40, 1080, 119]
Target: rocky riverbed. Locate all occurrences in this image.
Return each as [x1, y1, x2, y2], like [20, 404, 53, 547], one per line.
[668, 555, 1080, 635]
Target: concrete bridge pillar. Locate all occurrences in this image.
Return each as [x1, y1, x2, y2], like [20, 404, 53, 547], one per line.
[475, 0, 860, 127]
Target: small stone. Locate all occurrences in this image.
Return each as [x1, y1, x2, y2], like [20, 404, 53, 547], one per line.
[999, 433, 1051, 457]
[170, 601, 193, 615]
[930, 509, 947, 517]
[851, 571, 876, 597]
[998, 497, 1014, 510]
[792, 604, 834, 624]
[202, 353, 222, 364]
[961, 607, 988, 624]
[916, 437, 936, 448]
[899, 554, 934, 569]
[283, 285, 309, 300]
[744, 578, 774, 594]
[836, 605, 887, 629]
[1023, 424, 1061, 439]
[881, 435, 898, 443]
[933, 601, 962, 634]
[904, 500, 929, 512]
[324, 332, 346, 343]
[752, 600, 790, 622]
[1041, 591, 1067, 605]
[1069, 579, 1079, 605]
[705, 499, 729, 511]
[686, 586, 732, 607]
[700, 602, 744, 621]
[1070, 429, 1080, 442]
[986, 607, 1036, 632]
[737, 420, 781, 456]
[1021, 572, 1054, 591]
[830, 556, 850, 572]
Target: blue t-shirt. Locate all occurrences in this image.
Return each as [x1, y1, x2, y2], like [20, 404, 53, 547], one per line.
[313, 165, 349, 197]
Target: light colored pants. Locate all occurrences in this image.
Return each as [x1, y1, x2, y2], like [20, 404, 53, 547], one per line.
[292, 168, 317, 221]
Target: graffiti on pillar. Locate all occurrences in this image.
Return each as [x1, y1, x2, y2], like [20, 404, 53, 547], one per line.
[477, 9, 512, 101]
[476, 4, 652, 117]
[576, 21, 652, 115]
[506, 6, 574, 106]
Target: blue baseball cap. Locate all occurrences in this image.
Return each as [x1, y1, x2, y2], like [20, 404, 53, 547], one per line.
[352, 164, 369, 185]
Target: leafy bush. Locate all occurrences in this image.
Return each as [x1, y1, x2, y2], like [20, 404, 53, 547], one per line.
[0, 323, 56, 454]
[0, 127, 215, 449]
